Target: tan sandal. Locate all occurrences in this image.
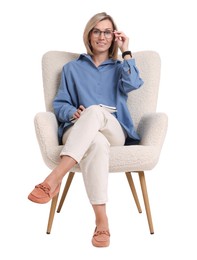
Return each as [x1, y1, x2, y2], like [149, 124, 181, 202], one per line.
[92, 227, 110, 247]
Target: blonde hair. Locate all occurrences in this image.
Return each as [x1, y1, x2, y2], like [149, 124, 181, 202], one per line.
[83, 12, 118, 60]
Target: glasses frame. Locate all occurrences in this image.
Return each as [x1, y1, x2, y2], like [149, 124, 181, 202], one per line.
[91, 28, 114, 39]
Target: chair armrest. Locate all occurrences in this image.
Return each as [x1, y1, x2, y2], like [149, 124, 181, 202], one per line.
[34, 111, 59, 147]
[34, 112, 63, 169]
[137, 112, 168, 149]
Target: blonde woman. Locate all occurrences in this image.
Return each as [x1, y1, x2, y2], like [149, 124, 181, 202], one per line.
[28, 12, 143, 247]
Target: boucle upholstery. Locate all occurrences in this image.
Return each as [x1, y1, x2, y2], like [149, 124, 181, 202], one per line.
[35, 50, 168, 172]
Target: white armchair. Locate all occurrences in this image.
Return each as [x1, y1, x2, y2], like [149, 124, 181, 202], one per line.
[34, 50, 168, 234]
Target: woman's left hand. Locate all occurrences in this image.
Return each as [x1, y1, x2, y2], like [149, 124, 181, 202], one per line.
[113, 30, 129, 53]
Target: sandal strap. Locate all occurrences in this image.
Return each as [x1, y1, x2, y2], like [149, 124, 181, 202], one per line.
[93, 230, 110, 237]
[35, 183, 50, 194]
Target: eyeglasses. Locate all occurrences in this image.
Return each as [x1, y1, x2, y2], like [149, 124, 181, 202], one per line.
[91, 29, 113, 39]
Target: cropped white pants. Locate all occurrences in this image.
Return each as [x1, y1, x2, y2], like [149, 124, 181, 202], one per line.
[60, 105, 126, 205]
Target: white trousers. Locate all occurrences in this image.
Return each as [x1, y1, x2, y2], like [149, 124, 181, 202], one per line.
[61, 105, 126, 204]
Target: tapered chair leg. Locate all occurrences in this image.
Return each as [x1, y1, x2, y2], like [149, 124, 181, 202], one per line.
[57, 172, 75, 213]
[125, 172, 142, 213]
[138, 171, 154, 234]
[46, 192, 60, 234]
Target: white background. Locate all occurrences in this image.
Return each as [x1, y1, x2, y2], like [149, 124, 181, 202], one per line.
[0, 0, 197, 259]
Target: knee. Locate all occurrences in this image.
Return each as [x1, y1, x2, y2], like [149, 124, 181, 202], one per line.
[82, 105, 103, 122]
[86, 105, 101, 114]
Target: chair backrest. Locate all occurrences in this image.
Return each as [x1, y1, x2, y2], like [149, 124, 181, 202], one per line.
[42, 50, 161, 128]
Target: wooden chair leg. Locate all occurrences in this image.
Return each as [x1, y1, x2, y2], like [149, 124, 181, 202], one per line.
[46, 192, 60, 234]
[138, 171, 154, 234]
[125, 172, 142, 213]
[57, 172, 75, 213]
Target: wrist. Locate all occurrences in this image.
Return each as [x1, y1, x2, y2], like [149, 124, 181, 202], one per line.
[122, 50, 132, 59]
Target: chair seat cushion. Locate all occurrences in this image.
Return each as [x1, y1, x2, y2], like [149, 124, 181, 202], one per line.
[44, 144, 159, 173]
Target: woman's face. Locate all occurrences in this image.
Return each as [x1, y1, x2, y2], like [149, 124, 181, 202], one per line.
[90, 19, 114, 55]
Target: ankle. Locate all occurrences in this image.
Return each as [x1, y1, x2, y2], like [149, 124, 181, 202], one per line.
[44, 171, 62, 190]
[96, 218, 109, 230]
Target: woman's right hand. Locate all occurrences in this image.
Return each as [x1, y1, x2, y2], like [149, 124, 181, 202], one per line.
[72, 105, 86, 119]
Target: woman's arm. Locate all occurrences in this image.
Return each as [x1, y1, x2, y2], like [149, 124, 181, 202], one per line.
[53, 67, 77, 122]
[114, 30, 144, 93]
[120, 59, 144, 93]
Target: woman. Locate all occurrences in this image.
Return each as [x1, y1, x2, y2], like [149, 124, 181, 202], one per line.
[28, 12, 143, 247]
